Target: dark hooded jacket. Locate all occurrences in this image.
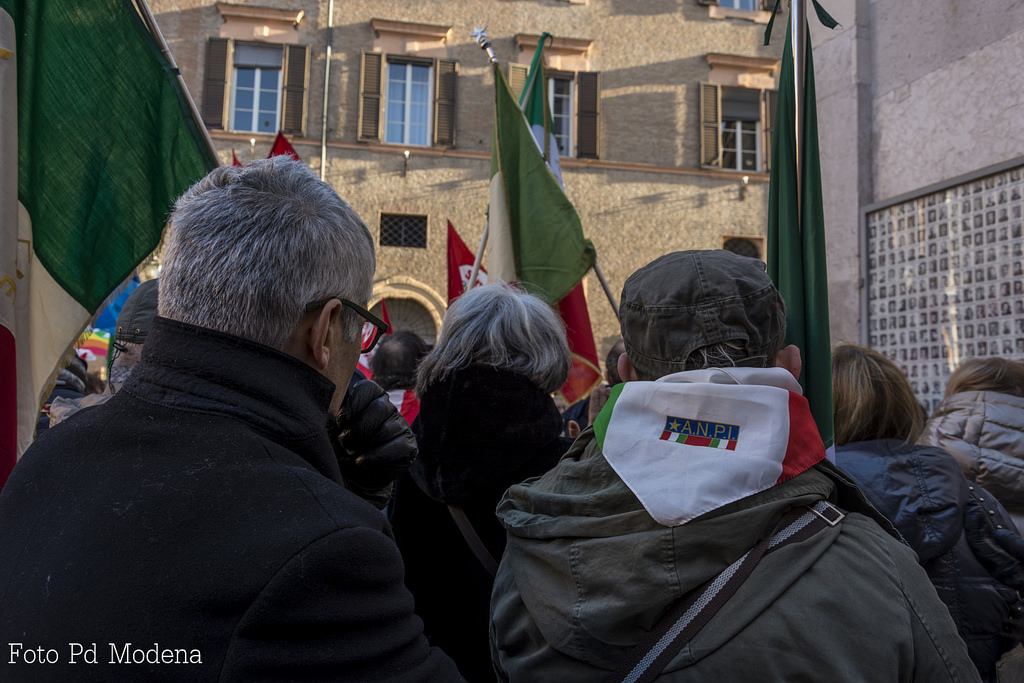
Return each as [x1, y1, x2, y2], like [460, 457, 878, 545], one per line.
[389, 365, 572, 682]
[836, 439, 1023, 681]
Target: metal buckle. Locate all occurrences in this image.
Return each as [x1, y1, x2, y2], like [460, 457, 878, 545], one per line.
[811, 501, 845, 526]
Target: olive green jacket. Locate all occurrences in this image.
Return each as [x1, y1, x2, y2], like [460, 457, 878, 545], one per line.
[490, 431, 980, 682]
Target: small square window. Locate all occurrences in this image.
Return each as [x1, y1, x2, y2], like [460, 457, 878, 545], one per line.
[380, 214, 427, 248]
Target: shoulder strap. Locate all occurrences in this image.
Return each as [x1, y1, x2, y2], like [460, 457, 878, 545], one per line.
[448, 504, 499, 578]
[605, 501, 845, 683]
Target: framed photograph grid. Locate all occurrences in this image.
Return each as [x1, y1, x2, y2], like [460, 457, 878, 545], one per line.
[866, 165, 1024, 414]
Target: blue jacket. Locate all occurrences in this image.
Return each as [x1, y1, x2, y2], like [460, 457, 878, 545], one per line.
[836, 439, 1021, 681]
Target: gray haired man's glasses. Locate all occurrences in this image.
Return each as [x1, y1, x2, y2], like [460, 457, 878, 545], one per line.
[303, 297, 389, 354]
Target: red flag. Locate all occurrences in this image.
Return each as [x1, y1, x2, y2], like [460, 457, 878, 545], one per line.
[447, 221, 487, 304]
[557, 284, 601, 405]
[268, 131, 300, 161]
[231, 149, 243, 167]
[380, 299, 392, 335]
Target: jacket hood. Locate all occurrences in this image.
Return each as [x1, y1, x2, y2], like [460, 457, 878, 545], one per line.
[410, 364, 570, 504]
[835, 439, 964, 563]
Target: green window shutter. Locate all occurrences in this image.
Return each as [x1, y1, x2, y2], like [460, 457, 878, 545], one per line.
[576, 71, 600, 159]
[434, 58, 457, 147]
[202, 38, 230, 130]
[763, 88, 777, 172]
[281, 44, 309, 136]
[508, 64, 528, 100]
[700, 81, 722, 167]
[358, 52, 383, 141]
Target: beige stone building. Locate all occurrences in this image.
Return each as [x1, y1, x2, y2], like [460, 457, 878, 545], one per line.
[812, 0, 1024, 410]
[151, 0, 783, 356]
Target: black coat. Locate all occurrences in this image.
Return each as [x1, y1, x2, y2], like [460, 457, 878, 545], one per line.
[836, 439, 1020, 681]
[0, 317, 462, 683]
[389, 365, 572, 682]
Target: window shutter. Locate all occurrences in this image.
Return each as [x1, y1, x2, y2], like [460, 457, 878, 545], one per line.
[576, 71, 600, 159]
[763, 89, 777, 172]
[434, 58, 457, 147]
[697, 0, 718, 5]
[281, 44, 309, 136]
[508, 64, 528, 100]
[700, 82, 722, 167]
[358, 52, 383, 141]
[201, 38, 230, 130]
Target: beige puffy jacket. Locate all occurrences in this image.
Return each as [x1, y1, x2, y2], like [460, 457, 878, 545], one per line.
[920, 390, 1024, 531]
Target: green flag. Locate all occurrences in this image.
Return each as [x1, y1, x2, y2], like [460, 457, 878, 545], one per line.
[765, 3, 837, 448]
[487, 61, 596, 305]
[0, 0, 216, 469]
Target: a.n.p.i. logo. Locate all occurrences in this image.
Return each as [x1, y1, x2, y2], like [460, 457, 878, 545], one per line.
[660, 416, 739, 450]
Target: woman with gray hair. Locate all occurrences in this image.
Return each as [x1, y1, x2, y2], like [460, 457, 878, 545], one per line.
[388, 283, 572, 682]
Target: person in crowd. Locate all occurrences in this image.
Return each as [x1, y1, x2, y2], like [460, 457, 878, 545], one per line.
[562, 337, 625, 438]
[46, 278, 162, 429]
[0, 158, 463, 682]
[371, 329, 430, 425]
[832, 343, 1023, 682]
[35, 351, 89, 433]
[489, 250, 978, 682]
[920, 358, 1024, 531]
[389, 284, 573, 682]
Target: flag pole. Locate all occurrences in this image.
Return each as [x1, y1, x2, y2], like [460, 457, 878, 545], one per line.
[131, 0, 221, 166]
[592, 262, 619, 320]
[466, 27, 498, 293]
[790, 0, 805, 231]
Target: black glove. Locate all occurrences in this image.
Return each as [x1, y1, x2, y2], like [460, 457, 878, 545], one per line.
[329, 380, 417, 509]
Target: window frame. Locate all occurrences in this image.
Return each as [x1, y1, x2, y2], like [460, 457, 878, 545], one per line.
[359, 52, 457, 148]
[548, 74, 575, 159]
[228, 42, 284, 135]
[700, 81, 774, 173]
[384, 58, 435, 147]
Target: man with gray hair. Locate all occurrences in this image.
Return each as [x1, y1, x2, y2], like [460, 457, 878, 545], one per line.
[490, 250, 978, 681]
[0, 159, 463, 681]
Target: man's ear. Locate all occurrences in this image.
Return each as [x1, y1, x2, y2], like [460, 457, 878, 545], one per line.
[617, 353, 640, 383]
[310, 301, 342, 370]
[775, 344, 802, 381]
[283, 300, 341, 371]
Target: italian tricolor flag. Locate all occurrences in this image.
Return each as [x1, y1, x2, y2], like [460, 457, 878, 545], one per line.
[487, 37, 600, 405]
[0, 0, 215, 489]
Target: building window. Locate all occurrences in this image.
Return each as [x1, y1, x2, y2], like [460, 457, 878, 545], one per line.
[230, 43, 282, 134]
[360, 53, 457, 147]
[201, 37, 309, 136]
[720, 0, 759, 9]
[723, 237, 762, 259]
[700, 82, 775, 172]
[549, 75, 574, 157]
[385, 60, 433, 146]
[509, 66, 601, 159]
[380, 214, 428, 248]
[720, 87, 761, 172]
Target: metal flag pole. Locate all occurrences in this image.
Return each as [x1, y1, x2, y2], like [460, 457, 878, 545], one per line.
[466, 27, 497, 293]
[131, 0, 220, 166]
[791, 0, 806, 232]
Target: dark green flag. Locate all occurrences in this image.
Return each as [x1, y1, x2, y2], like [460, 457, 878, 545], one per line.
[765, 4, 837, 448]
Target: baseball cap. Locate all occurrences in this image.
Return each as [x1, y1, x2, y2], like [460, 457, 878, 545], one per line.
[115, 279, 160, 345]
[619, 250, 786, 378]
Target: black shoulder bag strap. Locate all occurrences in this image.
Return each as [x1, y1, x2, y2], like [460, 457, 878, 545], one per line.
[604, 500, 845, 683]
[448, 504, 499, 578]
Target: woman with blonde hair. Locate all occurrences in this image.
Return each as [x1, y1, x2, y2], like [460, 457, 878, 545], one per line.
[920, 358, 1024, 530]
[832, 344, 1022, 682]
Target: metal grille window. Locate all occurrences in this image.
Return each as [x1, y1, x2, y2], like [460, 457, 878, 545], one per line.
[380, 214, 427, 248]
[723, 237, 761, 259]
[866, 165, 1024, 412]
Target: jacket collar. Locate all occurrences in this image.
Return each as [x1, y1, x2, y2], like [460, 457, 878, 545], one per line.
[123, 317, 342, 482]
